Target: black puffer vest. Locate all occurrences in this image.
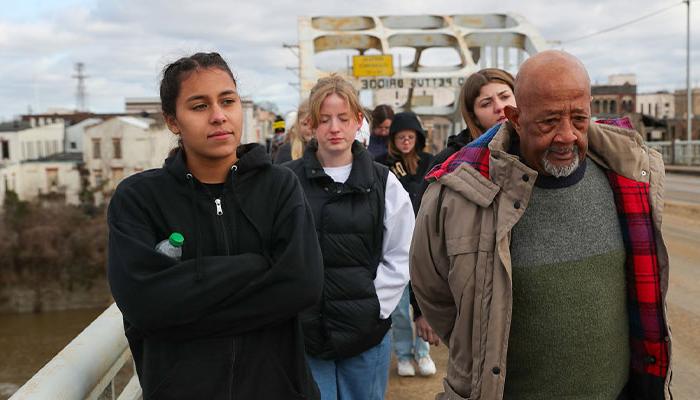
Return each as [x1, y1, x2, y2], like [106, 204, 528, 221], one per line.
[285, 140, 390, 359]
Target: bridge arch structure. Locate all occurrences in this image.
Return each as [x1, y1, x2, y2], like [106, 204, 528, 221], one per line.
[298, 13, 548, 130]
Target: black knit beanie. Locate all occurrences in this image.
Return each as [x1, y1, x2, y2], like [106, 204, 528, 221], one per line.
[389, 111, 426, 151]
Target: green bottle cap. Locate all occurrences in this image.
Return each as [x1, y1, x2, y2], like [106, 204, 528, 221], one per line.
[168, 232, 184, 247]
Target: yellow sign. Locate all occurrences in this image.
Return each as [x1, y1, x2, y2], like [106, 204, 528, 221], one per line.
[352, 55, 394, 77]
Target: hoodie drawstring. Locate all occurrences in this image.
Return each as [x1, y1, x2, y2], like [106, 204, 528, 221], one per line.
[186, 173, 204, 282]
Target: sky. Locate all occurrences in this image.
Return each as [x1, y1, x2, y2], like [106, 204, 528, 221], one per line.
[0, 0, 698, 121]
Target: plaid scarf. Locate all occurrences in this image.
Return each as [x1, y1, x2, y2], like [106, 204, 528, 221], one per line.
[426, 118, 669, 383]
[426, 123, 499, 181]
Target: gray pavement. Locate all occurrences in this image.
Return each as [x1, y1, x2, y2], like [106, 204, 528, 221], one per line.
[665, 173, 700, 205]
[662, 212, 700, 399]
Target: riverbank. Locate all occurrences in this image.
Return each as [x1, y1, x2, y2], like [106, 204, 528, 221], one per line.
[0, 279, 111, 314]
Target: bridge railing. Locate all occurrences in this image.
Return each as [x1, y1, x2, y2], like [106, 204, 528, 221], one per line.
[9, 303, 142, 400]
[647, 140, 700, 165]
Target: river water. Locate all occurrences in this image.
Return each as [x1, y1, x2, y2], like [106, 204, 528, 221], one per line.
[0, 307, 106, 399]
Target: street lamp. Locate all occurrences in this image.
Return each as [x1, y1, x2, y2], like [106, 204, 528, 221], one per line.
[686, 0, 694, 164]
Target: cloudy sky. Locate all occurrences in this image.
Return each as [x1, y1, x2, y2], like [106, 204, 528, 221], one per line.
[0, 0, 698, 121]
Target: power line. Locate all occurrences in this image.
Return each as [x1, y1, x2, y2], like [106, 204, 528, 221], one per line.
[562, 1, 685, 44]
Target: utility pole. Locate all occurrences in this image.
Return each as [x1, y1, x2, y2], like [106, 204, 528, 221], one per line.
[283, 43, 301, 101]
[686, 0, 693, 164]
[72, 62, 88, 112]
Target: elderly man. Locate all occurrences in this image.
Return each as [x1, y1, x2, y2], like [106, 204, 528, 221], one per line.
[410, 50, 671, 400]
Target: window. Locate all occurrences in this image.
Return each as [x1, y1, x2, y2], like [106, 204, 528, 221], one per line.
[70, 142, 77, 150]
[93, 169, 103, 186]
[112, 138, 122, 159]
[112, 167, 124, 184]
[92, 139, 101, 159]
[1, 140, 9, 160]
[46, 168, 59, 191]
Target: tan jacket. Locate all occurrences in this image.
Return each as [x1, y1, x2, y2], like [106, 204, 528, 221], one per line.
[410, 122, 671, 400]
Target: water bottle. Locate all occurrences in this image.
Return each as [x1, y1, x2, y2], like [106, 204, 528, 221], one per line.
[155, 232, 184, 260]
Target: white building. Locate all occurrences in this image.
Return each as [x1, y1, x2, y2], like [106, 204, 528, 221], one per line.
[18, 123, 64, 161]
[0, 154, 83, 206]
[0, 122, 81, 207]
[125, 97, 162, 114]
[0, 163, 21, 206]
[65, 118, 103, 153]
[0, 131, 22, 165]
[84, 116, 174, 194]
[241, 98, 262, 145]
[637, 91, 675, 120]
[17, 154, 83, 205]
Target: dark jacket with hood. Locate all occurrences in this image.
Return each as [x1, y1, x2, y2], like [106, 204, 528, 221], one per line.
[375, 111, 434, 215]
[419, 127, 472, 198]
[428, 127, 471, 171]
[368, 134, 389, 159]
[284, 140, 391, 360]
[108, 143, 323, 400]
[274, 142, 293, 164]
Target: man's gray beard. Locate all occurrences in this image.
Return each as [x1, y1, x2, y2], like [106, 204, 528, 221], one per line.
[541, 146, 580, 178]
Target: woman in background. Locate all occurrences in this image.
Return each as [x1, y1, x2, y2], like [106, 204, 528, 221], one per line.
[274, 99, 313, 164]
[367, 104, 394, 159]
[429, 68, 516, 170]
[376, 111, 437, 377]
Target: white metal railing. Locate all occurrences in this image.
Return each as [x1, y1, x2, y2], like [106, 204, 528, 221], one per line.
[9, 303, 142, 400]
[647, 139, 700, 165]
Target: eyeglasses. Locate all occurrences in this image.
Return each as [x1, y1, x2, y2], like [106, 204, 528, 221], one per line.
[396, 135, 416, 143]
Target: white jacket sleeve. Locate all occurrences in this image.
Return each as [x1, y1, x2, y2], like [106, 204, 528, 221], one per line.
[374, 172, 414, 319]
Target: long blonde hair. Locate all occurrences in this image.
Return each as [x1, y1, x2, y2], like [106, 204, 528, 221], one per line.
[287, 99, 311, 160]
[309, 74, 364, 129]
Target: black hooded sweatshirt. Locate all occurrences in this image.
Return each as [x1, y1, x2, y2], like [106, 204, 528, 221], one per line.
[107, 143, 323, 400]
[427, 127, 472, 171]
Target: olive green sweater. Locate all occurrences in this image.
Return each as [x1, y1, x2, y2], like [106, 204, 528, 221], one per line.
[505, 159, 629, 400]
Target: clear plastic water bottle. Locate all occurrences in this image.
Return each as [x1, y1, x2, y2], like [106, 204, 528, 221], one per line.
[155, 232, 184, 260]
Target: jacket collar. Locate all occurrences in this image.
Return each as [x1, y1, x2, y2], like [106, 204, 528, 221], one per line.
[302, 139, 377, 192]
[492, 119, 651, 183]
[164, 143, 271, 184]
[431, 118, 652, 206]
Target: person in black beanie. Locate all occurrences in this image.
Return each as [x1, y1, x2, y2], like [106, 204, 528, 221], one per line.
[375, 112, 433, 214]
[375, 111, 439, 377]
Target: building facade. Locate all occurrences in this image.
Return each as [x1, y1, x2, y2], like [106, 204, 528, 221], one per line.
[637, 91, 674, 120]
[591, 75, 637, 119]
[17, 153, 83, 205]
[665, 88, 700, 141]
[84, 117, 174, 196]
